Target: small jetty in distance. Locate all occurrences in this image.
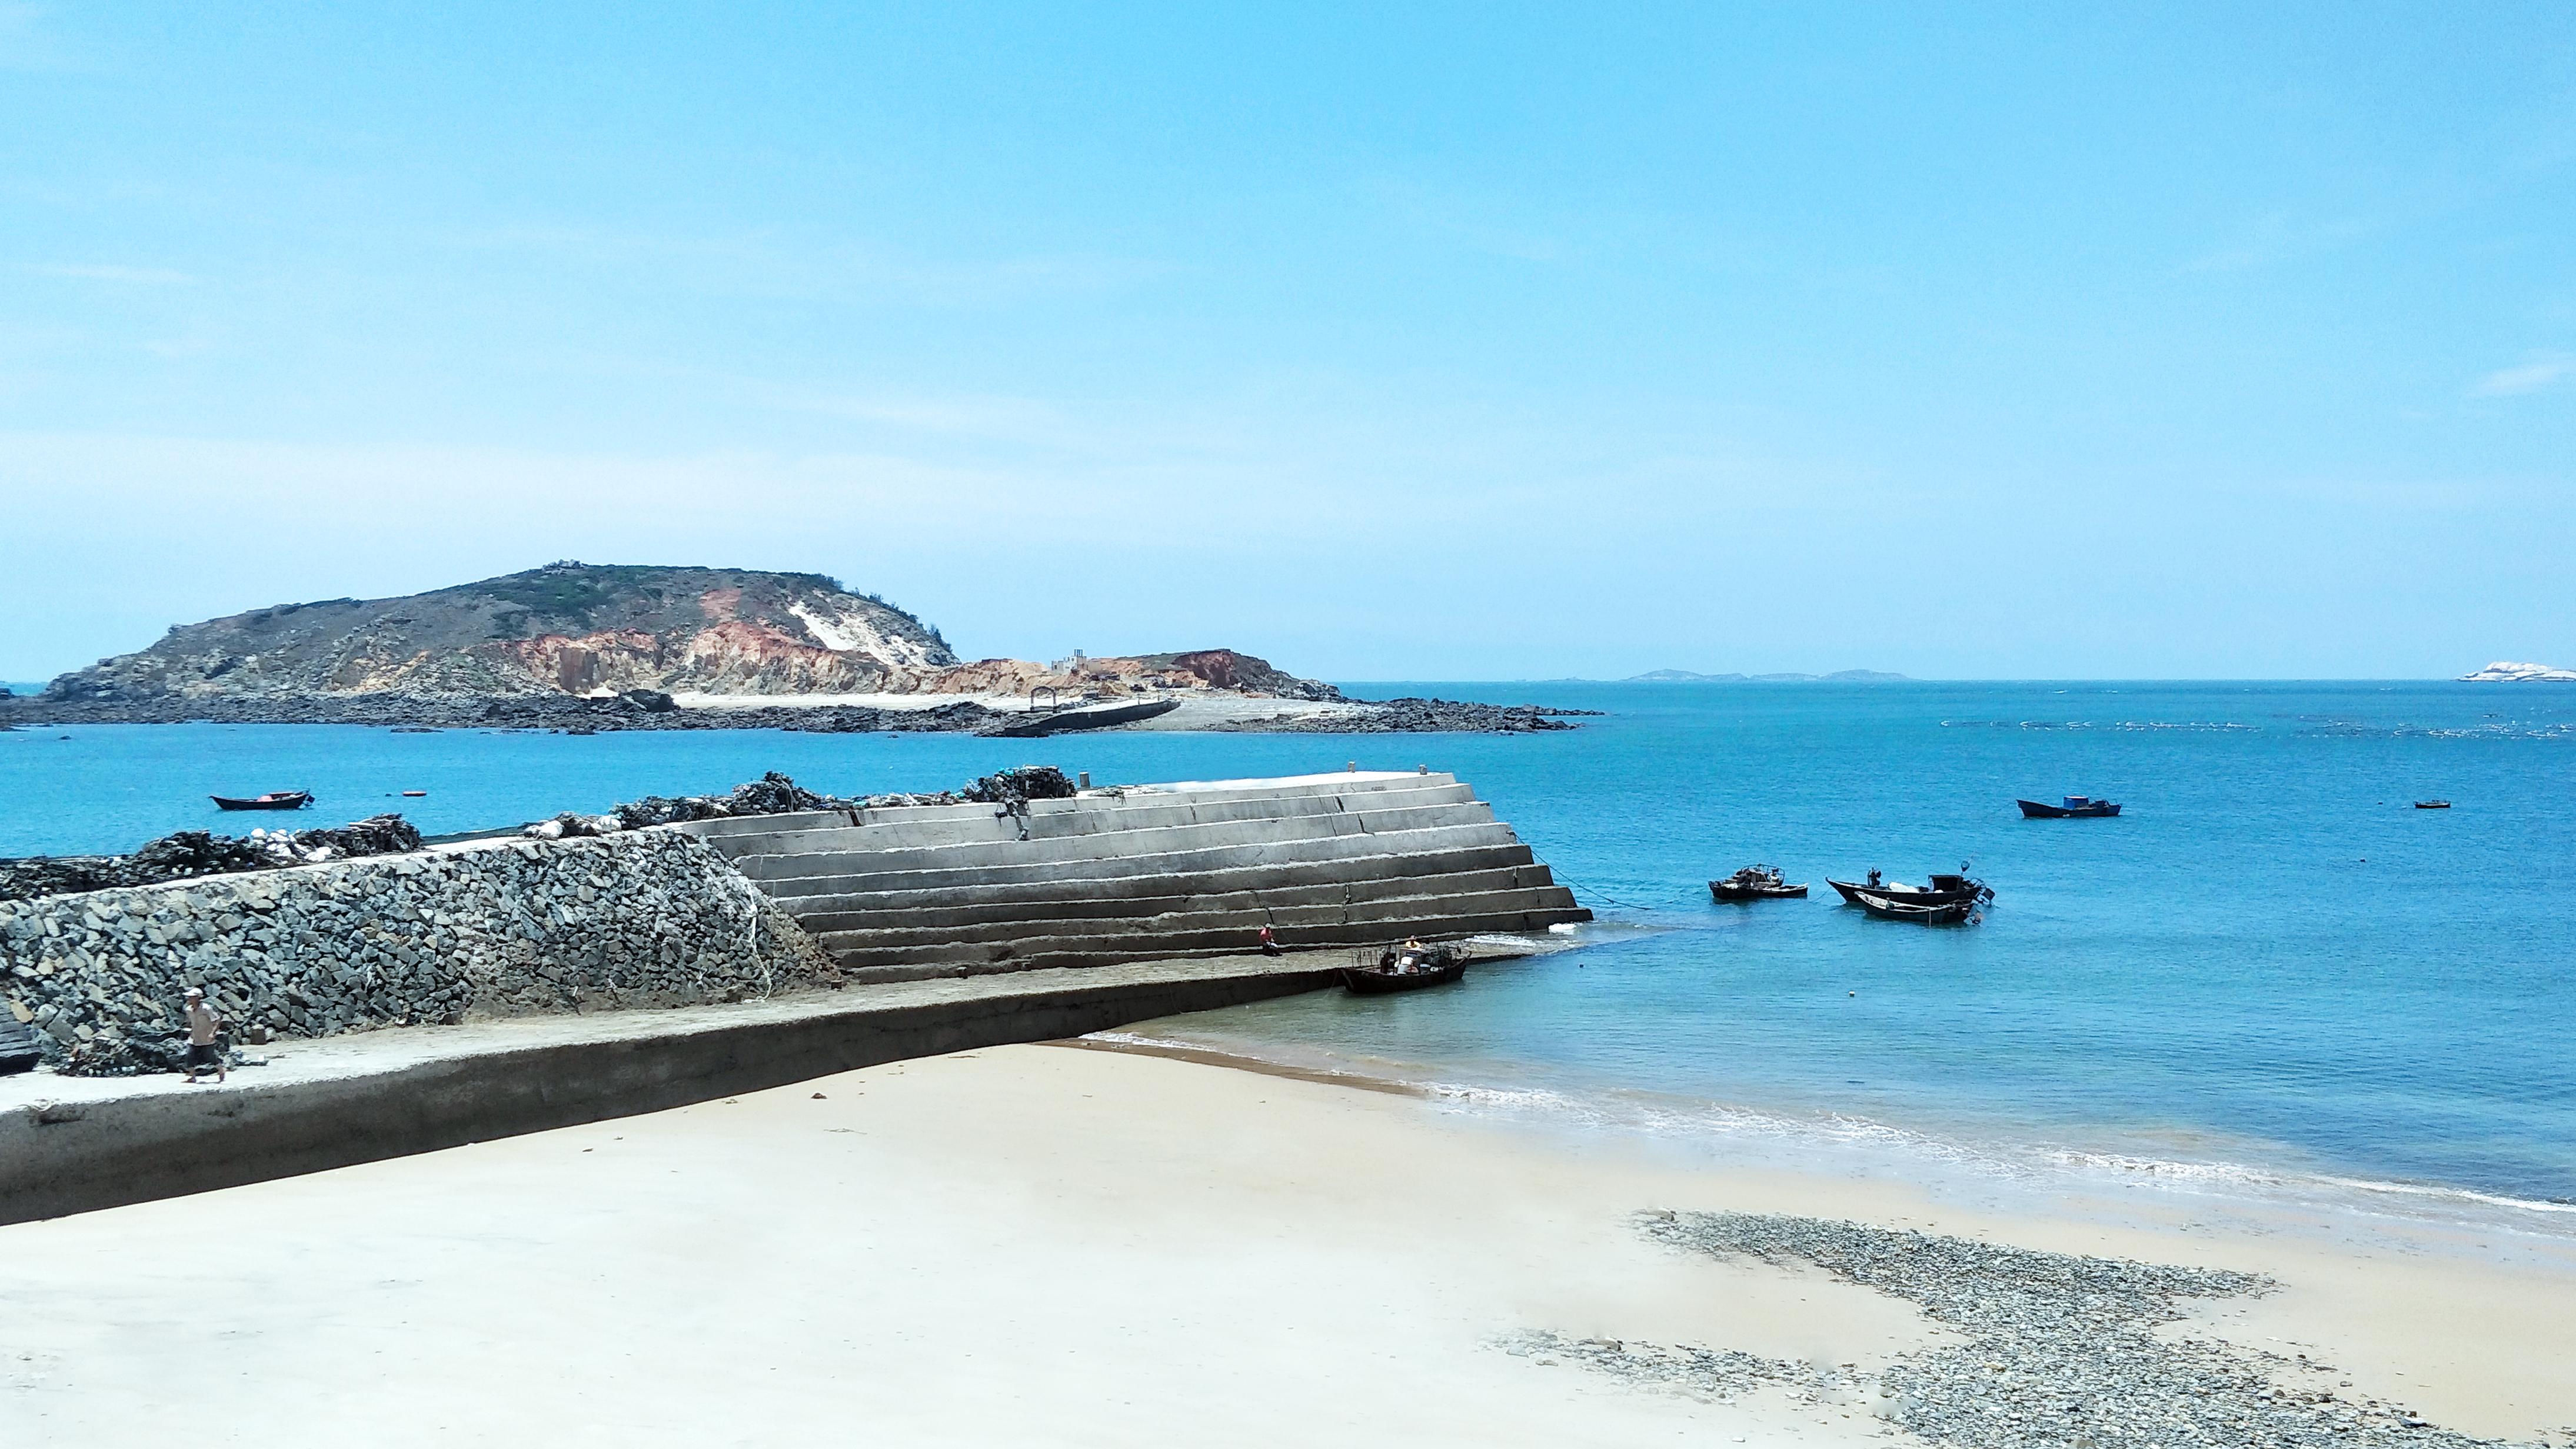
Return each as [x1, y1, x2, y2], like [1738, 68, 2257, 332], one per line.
[986, 694, 1182, 738]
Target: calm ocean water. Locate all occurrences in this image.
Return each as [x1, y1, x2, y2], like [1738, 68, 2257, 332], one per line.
[6, 682, 2573, 1222]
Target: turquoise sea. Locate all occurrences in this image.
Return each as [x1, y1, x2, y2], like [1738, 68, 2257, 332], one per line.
[5, 681, 2573, 1227]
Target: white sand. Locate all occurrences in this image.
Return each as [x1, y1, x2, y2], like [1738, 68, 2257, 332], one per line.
[4, 1045, 2571, 1447]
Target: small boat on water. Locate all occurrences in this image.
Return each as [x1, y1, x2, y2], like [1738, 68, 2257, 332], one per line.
[1340, 941, 1468, 995]
[401, 790, 428, 798]
[1850, 890, 1978, 925]
[211, 791, 313, 811]
[2415, 800, 2452, 810]
[1827, 868, 1991, 908]
[2018, 795, 2122, 819]
[1709, 864, 1808, 901]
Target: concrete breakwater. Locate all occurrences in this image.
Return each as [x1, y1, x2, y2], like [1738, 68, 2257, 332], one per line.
[1, 771, 1587, 1217]
[1, 830, 831, 1075]
[687, 771, 1592, 980]
[2, 771, 1585, 1078]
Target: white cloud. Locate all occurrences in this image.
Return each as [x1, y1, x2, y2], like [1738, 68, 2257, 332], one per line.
[2471, 353, 2575, 398]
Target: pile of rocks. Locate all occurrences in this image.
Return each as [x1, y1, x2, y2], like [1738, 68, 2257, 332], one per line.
[1, 830, 833, 1076]
[1531, 1211, 2516, 1448]
[0, 815, 423, 903]
[960, 766, 1078, 807]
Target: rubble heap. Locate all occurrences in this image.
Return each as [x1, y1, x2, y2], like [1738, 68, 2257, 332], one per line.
[0, 815, 422, 904]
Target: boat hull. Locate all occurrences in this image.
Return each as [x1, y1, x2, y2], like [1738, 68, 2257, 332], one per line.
[1710, 881, 1809, 901]
[1851, 891, 1976, 925]
[212, 792, 312, 811]
[1828, 879, 1985, 908]
[2018, 799, 2121, 818]
[1340, 961, 1468, 994]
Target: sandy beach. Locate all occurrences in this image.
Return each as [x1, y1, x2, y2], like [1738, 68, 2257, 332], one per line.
[5, 1043, 2572, 1447]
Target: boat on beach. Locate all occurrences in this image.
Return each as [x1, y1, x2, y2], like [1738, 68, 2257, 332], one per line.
[1826, 868, 1991, 908]
[1850, 890, 1978, 925]
[1709, 864, 1808, 901]
[2018, 795, 2121, 818]
[1340, 941, 1468, 994]
[211, 791, 313, 811]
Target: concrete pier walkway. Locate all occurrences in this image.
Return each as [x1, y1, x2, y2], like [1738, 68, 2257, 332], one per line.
[0, 947, 1420, 1225]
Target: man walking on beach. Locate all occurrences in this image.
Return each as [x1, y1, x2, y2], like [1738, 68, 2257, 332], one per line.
[182, 987, 225, 1085]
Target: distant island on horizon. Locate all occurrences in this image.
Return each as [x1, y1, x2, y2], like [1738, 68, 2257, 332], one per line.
[0, 562, 1580, 736]
[1625, 668, 1911, 683]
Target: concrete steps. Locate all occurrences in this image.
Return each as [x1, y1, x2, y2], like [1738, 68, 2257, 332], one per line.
[792, 861, 1564, 935]
[727, 800, 1502, 884]
[686, 772, 1589, 979]
[749, 824, 1534, 901]
[788, 839, 1545, 931]
[810, 868, 1571, 950]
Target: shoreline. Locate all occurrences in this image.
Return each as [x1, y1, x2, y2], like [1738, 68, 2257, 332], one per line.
[0, 689, 1588, 735]
[1069, 1023, 2576, 1264]
[5, 1042, 2570, 1446]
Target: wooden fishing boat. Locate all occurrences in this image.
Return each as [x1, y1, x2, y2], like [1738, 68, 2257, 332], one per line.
[1851, 890, 1976, 925]
[2414, 800, 2451, 810]
[1827, 870, 1991, 908]
[211, 791, 313, 811]
[1340, 942, 1468, 994]
[2018, 795, 2121, 818]
[1709, 864, 1808, 901]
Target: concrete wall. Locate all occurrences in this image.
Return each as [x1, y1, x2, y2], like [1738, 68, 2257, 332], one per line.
[0, 961, 1334, 1225]
[683, 771, 1592, 980]
[1, 831, 833, 1075]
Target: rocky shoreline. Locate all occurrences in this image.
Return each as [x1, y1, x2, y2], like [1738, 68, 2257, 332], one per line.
[0, 689, 1588, 735]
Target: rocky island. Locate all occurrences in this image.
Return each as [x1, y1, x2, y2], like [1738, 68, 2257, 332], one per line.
[6, 562, 1577, 734]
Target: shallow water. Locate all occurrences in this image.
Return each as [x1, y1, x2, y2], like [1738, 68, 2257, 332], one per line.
[5, 681, 2572, 1220]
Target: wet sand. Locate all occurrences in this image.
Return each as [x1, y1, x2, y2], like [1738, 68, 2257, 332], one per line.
[3, 1044, 2571, 1446]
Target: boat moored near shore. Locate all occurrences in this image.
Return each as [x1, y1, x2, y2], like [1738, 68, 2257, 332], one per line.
[1340, 940, 1469, 994]
[211, 791, 312, 811]
[1709, 864, 1808, 901]
[2018, 795, 2121, 818]
[1826, 867, 1992, 908]
[1850, 889, 1979, 925]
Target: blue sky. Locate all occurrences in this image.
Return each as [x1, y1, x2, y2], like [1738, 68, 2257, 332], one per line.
[3, 3, 2570, 681]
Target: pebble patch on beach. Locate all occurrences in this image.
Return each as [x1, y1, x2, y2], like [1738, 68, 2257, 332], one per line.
[1512, 1211, 2541, 1448]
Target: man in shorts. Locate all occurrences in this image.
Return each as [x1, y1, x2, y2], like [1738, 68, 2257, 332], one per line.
[182, 987, 225, 1085]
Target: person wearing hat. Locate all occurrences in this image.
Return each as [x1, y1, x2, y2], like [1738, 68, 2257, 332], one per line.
[181, 987, 225, 1085]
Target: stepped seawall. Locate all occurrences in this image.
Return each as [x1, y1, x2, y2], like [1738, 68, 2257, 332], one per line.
[678, 770, 1592, 978]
